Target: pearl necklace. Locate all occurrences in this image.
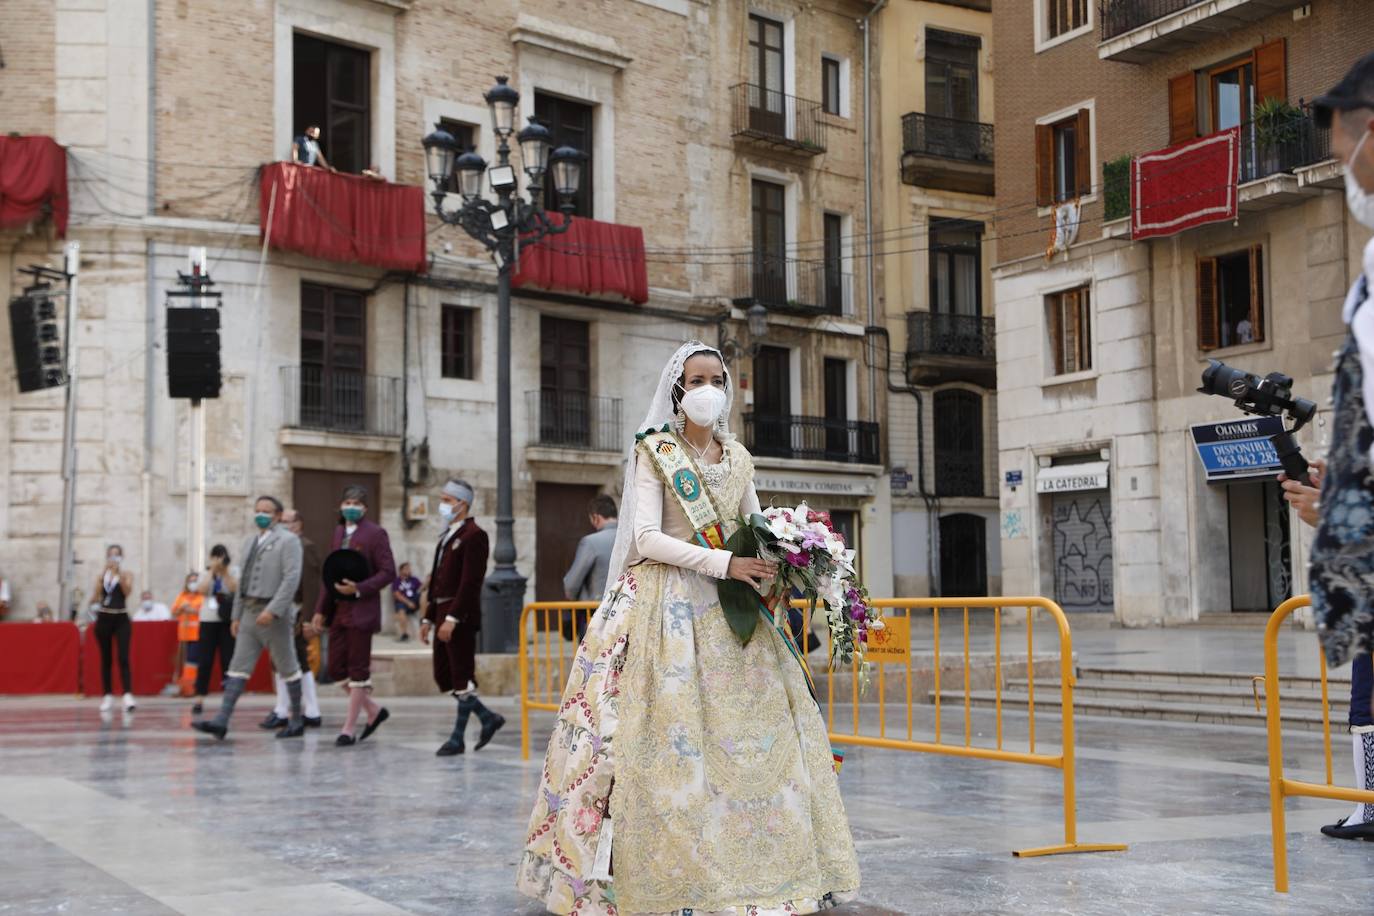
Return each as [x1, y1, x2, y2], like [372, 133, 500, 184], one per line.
[682, 431, 715, 460]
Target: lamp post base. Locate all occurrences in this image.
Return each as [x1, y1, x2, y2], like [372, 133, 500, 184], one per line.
[480, 568, 526, 654]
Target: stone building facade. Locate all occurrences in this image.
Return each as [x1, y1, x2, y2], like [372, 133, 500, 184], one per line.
[992, 0, 1374, 625]
[876, 0, 998, 599]
[0, 0, 893, 622]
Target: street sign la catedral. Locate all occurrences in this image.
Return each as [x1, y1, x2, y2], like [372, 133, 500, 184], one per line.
[1189, 415, 1285, 482]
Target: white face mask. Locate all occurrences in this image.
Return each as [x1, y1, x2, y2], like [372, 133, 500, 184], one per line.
[438, 502, 457, 523]
[1345, 129, 1374, 229]
[679, 385, 728, 427]
[142, 600, 154, 611]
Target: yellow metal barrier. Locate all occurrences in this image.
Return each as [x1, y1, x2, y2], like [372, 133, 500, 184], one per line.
[518, 595, 1126, 858]
[1264, 595, 1374, 893]
[518, 601, 601, 762]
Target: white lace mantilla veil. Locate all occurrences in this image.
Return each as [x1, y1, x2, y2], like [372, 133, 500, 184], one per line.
[601, 339, 735, 600]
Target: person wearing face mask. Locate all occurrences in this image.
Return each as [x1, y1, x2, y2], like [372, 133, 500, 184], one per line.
[312, 485, 396, 746]
[132, 589, 172, 622]
[1293, 53, 1374, 842]
[517, 343, 858, 914]
[421, 479, 499, 756]
[93, 545, 136, 712]
[191, 545, 238, 716]
[261, 510, 323, 729]
[192, 496, 304, 740]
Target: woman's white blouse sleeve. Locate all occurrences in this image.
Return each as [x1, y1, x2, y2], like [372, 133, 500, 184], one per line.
[741, 481, 762, 517]
[632, 456, 733, 579]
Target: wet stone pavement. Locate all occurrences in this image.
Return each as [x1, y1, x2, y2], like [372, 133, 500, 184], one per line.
[1, 625, 1371, 915]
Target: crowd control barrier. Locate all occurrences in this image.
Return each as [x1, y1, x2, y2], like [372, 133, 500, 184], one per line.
[518, 596, 1126, 858]
[1264, 595, 1374, 893]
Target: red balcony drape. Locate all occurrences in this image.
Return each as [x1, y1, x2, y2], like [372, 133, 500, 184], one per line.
[1131, 127, 1240, 241]
[0, 136, 69, 237]
[259, 162, 427, 271]
[514, 212, 649, 305]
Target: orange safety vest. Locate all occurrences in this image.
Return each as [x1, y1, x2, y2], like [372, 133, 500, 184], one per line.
[173, 592, 202, 642]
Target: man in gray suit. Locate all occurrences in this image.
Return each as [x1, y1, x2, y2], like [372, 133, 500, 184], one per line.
[560, 495, 618, 640]
[193, 495, 304, 740]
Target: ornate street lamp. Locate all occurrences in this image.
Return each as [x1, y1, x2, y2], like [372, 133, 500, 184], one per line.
[718, 301, 770, 361]
[423, 76, 585, 653]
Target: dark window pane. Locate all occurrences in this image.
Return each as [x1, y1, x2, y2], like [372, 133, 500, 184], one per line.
[822, 58, 841, 115]
[441, 305, 475, 379]
[293, 33, 370, 174]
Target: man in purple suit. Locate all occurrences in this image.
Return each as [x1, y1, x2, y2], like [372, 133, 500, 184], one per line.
[311, 484, 396, 746]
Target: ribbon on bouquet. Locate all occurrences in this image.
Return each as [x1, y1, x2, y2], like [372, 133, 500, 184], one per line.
[639, 427, 845, 774]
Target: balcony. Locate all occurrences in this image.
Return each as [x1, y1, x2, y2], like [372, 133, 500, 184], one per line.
[279, 366, 402, 449]
[743, 414, 881, 465]
[906, 312, 996, 388]
[259, 163, 426, 271]
[730, 83, 827, 156]
[900, 113, 995, 196]
[525, 391, 623, 454]
[732, 255, 850, 317]
[1099, 0, 1311, 64]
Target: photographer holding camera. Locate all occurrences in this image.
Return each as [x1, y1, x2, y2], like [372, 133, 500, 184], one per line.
[1280, 52, 1374, 841]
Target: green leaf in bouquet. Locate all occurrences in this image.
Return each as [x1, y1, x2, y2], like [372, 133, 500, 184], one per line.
[717, 521, 764, 645]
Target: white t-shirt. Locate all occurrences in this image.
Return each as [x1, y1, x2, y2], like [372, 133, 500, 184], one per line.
[132, 601, 172, 622]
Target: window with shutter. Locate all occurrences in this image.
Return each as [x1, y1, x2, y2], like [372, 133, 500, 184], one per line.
[1254, 39, 1286, 105]
[1074, 108, 1092, 196]
[1197, 257, 1219, 351]
[1168, 72, 1197, 146]
[1035, 123, 1054, 207]
[1198, 246, 1266, 350]
[1046, 286, 1092, 376]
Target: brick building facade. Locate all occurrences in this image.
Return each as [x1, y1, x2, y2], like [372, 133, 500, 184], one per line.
[992, 0, 1374, 625]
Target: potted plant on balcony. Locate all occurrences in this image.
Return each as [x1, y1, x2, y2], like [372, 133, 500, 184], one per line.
[1253, 97, 1304, 178]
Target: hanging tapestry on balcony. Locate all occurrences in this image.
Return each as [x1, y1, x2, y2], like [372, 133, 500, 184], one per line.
[513, 213, 650, 305]
[1130, 127, 1239, 241]
[0, 136, 68, 237]
[258, 162, 427, 272]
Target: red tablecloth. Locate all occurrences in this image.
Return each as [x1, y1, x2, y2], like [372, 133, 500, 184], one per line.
[0, 622, 81, 694]
[78, 620, 273, 696]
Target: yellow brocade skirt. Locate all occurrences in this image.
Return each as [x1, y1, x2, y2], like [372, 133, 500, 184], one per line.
[516, 561, 860, 915]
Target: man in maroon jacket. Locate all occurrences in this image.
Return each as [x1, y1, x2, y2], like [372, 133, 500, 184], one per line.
[312, 484, 396, 746]
[421, 478, 501, 756]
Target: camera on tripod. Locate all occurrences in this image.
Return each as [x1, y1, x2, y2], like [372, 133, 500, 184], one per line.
[1198, 359, 1317, 486]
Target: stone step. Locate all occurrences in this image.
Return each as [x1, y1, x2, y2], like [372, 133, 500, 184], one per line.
[1077, 667, 1349, 693]
[942, 689, 1332, 731]
[1005, 679, 1345, 713]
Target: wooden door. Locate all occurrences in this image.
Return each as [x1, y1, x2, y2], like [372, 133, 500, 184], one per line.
[300, 283, 367, 431]
[751, 180, 786, 304]
[823, 358, 849, 460]
[748, 14, 785, 135]
[939, 513, 987, 597]
[823, 213, 844, 314]
[539, 316, 591, 448]
[535, 93, 595, 217]
[534, 483, 598, 611]
[753, 345, 792, 457]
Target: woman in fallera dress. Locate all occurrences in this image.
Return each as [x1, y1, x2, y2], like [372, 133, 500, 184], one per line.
[517, 341, 860, 915]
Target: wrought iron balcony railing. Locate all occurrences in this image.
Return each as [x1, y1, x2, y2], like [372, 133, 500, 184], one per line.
[743, 413, 881, 465]
[280, 366, 402, 437]
[935, 452, 986, 498]
[1237, 110, 1331, 184]
[526, 390, 623, 452]
[730, 83, 827, 154]
[906, 312, 996, 361]
[1099, 0, 1205, 41]
[734, 255, 850, 317]
[901, 112, 994, 164]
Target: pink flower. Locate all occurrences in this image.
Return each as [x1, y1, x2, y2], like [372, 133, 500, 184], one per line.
[859, 629, 868, 643]
[786, 550, 810, 568]
[573, 806, 603, 835]
[800, 529, 827, 551]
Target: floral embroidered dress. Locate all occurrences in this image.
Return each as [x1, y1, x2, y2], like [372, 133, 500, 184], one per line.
[517, 436, 860, 915]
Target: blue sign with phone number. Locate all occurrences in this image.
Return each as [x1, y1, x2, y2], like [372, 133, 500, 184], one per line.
[1189, 416, 1285, 482]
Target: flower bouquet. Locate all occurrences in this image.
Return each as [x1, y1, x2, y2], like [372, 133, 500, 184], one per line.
[718, 503, 883, 669]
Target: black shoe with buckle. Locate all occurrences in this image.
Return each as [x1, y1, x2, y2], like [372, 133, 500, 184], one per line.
[335, 734, 356, 747]
[276, 723, 306, 739]
[303, 716, 322, 728]
[1322, 816, 1374, 840]
[258, 712, 287, 730]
